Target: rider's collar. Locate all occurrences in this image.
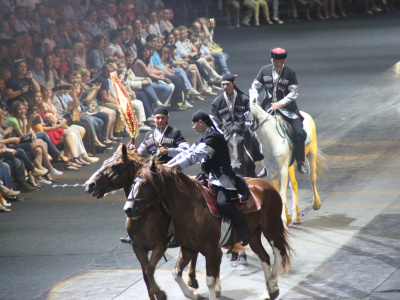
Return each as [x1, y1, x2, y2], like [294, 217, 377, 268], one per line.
[156, 125, 167, 132]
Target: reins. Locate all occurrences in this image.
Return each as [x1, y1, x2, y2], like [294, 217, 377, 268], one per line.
[252, 108, 286, 139]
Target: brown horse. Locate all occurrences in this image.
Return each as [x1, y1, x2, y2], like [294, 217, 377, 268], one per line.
[84, 144, 199, 300]
[126, 162, 292, 300]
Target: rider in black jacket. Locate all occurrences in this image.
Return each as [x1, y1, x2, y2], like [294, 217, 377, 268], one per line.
[166, 110, 252, 246]
[249, 48, 307, 174]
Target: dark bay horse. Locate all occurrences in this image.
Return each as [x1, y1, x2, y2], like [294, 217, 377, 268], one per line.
[222, 119, 255, 268]
[222, 118, 257, 178]
[126, 163, 292, 300]
[84, 144, 199, 300]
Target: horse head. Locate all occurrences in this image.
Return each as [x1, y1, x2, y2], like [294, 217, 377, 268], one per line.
[124, 162, 194, 219]
[85, 143, 143, 198]
[124, 161, 162, 219]
[223, 118, 246, 174]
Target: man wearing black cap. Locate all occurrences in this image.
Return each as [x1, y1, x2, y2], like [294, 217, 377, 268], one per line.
[120, 106, 189, 245]
[249, 47, 308, 174]
[165, 110, 252, 246]
[136, 107, 189, 163]
[210, 73, 263, 177]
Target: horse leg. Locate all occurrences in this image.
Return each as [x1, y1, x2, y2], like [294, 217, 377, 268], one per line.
[204, 247, 222, 300]
[248, 228, 274, 300]
[229, 243, 248, 269]
[288, 165, 301, 223]
[146, 245, 168, 300]
[263, 189, 292, 300]
[237, 250, 248, 270]
[272, 174, 291, 226]
[308, 150, 321, 210]
[132, 246, 159, 300]
[229, 249, 239, 267]
[187, 253, 199, 289]
[173, 247, 201, 300]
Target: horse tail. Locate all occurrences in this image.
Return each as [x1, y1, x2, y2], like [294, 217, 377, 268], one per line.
[315, 147, 328, 178]
[261, 187, 293, 272]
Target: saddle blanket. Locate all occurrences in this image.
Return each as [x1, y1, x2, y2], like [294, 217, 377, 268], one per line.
[201, 184, 261, 218]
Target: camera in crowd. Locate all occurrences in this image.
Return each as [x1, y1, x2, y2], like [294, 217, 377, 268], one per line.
[51, 85, 71, 92]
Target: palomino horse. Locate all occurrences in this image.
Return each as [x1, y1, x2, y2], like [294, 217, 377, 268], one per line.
[250, 99, 326, 225]
[126, 163, 292, 300]
[84, 144, 199, 300]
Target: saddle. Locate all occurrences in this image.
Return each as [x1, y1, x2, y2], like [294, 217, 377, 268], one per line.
[275, 114, 311, 166]
[199, 179, 261, 218]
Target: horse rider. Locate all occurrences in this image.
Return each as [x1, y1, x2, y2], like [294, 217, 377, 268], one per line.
[120, 106, 189, 245]
[249, 47, 308, 175]
[165, 111, 252, 246]
[210, 73, 264, 178]
[136, 106, 189, 163]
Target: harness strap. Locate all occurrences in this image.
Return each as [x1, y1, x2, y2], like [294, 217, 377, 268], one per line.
[252, 109, 273, 132]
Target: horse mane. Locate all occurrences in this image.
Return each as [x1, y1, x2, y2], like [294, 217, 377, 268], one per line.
[141, 164, 200, 197]
[126, 149, 143, 164]
[224, 121, 246, 137]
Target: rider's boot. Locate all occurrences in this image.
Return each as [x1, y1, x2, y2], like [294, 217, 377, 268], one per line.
[257, 167, 268, 178]
[167, 232, 181, 248]
[120, 235, 131, 244]
[295, 141, 308, 174]
[221, 203, 252, 246]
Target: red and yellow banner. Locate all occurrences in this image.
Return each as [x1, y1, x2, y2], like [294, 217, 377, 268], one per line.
[110, 71, 138, 144]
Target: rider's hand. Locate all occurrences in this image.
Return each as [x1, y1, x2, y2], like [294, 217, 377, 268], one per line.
[270, 102, 281, 110]
[158, 146, 168, 155]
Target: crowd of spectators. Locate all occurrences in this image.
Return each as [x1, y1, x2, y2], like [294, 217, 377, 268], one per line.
[223, 0, 396, 26]
[0, 0, 233, 212]
[0, 0, 397, 212]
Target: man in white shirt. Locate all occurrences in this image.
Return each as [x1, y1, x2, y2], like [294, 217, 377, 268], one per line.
[174, 26, 222, 84]
[148, 11, 162, 37]
[31, 57, 45, 84]
[159, 8, 174, 35]
[104, 30, 122, 57]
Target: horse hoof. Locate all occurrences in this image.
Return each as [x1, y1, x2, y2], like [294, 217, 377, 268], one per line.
[237, 263, 249, 270]
[286, 215, 292, 225]
[154, 290, 167, 300]
[188, 278, 199, 289]
[269, 289, 279, 300]
[230, 251, 239, 267]
[292, 216, 301, 224]
[237, 251, 248, 270]
[313, 202, 321, 210]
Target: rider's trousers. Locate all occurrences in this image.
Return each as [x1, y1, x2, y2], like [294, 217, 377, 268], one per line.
[281, 115, 307, 163]
[217, 188, 248, 232]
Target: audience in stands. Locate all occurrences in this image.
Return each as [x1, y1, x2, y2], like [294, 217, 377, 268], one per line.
[0, 0, 396, 209]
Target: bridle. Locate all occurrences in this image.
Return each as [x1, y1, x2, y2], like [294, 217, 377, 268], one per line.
[126, 171, 170, 218]
[94, 153, 137, 189]
[252, 108, 285, 139]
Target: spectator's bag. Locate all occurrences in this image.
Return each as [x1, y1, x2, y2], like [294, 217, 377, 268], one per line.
[61, 112, 73, 126]
[19, 135, 33, 144]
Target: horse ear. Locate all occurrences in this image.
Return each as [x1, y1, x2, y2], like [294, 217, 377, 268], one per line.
[150, 159, 156, 171]
[121, 143, 127, 157]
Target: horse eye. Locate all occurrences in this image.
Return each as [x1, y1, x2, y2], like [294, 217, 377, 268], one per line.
[141, 182, 147, 187]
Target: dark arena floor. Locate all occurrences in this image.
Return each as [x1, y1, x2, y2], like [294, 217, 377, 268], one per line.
[1, 9, 400, 300]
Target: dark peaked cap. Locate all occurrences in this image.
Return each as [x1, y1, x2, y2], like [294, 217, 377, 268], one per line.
[154, 107, 169, 115]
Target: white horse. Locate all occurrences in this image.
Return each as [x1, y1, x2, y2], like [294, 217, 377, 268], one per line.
[250, 99, 326, 225]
